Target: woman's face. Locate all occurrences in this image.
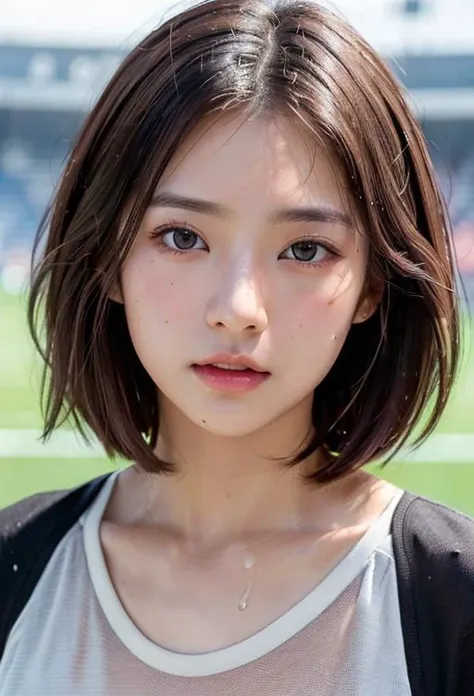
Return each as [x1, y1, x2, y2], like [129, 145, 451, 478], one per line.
[119, 113, 378, 437]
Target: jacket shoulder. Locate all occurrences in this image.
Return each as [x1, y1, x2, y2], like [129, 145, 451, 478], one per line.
[0, 489, 70, 541]
[393, 493, 474, 694]
[0, 473, 112, 659]
[394, 492, 474, 557]
[393, 492, 474, 587]
[0, 472, 112, 544]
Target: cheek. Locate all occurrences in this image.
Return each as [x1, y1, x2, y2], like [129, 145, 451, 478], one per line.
[279, 293, 353, 393]
[288, 274, 362, 333]
[122, 250, 204, 330]
[281, 274, 363, 365]
[289, 293, 345, 341]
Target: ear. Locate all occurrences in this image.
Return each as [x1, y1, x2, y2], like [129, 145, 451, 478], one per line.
[352, 278, 384, 325]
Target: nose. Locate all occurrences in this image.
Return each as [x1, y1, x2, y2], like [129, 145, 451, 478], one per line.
[206, 268, 268, 335]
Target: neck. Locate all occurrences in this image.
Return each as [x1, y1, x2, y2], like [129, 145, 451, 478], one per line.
[123, 394, 331, 545]
[115, 396, 381, 551]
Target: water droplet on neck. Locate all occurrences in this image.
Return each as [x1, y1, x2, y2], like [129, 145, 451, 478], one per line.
[238, 581, 252, 610]
[243, 552, 255, 570]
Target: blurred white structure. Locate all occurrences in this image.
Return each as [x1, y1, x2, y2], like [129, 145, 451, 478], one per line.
[0, 0, 472, 52]
[0, 0, 473, 288]
[0, 0, 472, 116]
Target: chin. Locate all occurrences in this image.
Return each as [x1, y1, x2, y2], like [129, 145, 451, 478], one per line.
[188, 409, 275, 438]
[197, 419, 264, 438]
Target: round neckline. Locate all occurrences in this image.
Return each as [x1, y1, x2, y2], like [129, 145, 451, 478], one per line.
[83, 470, 404, 677]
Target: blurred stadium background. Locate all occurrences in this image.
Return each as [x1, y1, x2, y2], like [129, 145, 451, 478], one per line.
[1, 0, 474, 511]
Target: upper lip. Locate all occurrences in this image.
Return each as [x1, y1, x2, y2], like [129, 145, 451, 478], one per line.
[194, 353, 269, 373]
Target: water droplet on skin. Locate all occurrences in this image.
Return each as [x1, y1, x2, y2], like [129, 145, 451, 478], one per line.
[332, 334, 337, 341]
[238, 581, 252, 610]
[243, 553, 255, 570]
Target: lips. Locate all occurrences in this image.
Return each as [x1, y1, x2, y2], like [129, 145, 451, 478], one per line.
[191, 356, 270, 392]
[194, 353, 268, 373]
[210, 363, 249, 371]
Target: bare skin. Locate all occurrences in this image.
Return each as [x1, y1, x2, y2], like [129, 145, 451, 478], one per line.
[101, 468, 397, 653]
[102, 112, 398, 654]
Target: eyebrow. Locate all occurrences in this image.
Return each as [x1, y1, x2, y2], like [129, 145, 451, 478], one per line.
[149, 192, 352, 227]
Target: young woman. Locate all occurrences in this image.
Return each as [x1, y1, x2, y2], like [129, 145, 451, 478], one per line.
[1, 0, 473, 693]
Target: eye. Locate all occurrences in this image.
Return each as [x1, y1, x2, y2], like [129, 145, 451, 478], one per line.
[154, 226, 208, 252]
[280, 240, 333, 264]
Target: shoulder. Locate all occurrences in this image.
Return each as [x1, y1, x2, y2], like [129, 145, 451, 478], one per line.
[0, 490, 70, 542]
[0, 473, 111, 578]
[0, 473, 111, 660]
[394, 491, 474, 556]
[393, 491, 474, 620]
[392, 492, 474, 688]
[0, 474, 109, 565]
[0, 473, 111, 549]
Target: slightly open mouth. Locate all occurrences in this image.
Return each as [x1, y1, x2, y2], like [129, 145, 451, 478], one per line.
[191, 364, 270, 391]
[197, 363, 267, 372]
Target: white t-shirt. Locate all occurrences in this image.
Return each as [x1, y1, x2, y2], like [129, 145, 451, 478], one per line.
[0, 472, 411, 695]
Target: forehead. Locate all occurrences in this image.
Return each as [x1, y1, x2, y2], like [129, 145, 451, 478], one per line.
[157, 112, 351, 212]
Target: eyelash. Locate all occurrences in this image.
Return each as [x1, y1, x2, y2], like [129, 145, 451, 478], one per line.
[149, 220, 341, 268]
[149, 220, 207, 256]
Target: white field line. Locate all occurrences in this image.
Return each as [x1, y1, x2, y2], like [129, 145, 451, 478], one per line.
[0, 429, 103, 459]
[0, 429, 474, 462]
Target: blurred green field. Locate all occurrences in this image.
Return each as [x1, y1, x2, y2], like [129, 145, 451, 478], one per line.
[1, 290, 474, 514]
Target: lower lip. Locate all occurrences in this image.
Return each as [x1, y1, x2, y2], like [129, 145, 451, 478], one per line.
[191, 365, 270, 392]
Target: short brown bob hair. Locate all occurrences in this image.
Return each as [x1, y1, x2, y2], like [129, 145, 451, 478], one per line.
[28, 0, 461, 484]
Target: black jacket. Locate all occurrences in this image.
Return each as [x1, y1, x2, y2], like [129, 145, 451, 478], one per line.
[1, 473, 474, 695]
